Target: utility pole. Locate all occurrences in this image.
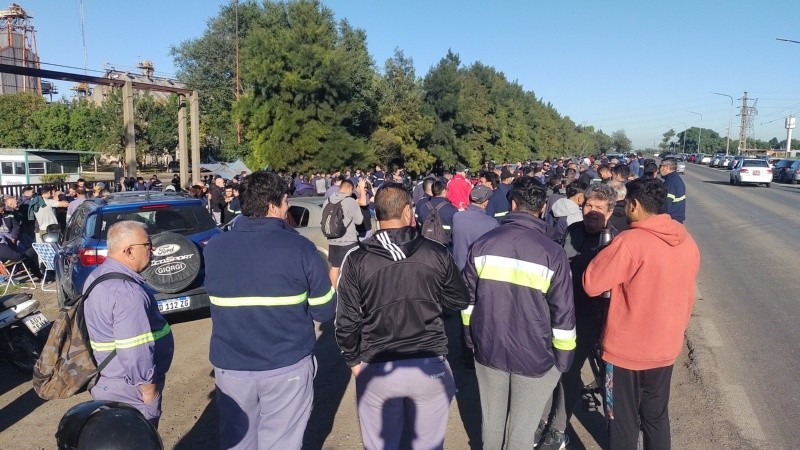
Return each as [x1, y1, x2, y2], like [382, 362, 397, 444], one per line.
[786, 116, 796, 158]
[738, 92, 748, 155]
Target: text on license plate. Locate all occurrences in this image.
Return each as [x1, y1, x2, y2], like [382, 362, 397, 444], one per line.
[158, 297, 190, 312]
[753, 170, 760, 175]
[22, 313, 49, 334]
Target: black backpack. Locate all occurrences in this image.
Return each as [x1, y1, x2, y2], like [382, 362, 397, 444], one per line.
[421, 201, 451, 245]
[32, 273, 136, 400]
[321, 200, 348, 239]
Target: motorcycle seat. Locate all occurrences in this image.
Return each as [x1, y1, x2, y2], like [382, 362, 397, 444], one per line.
[1, 293, 33, 310]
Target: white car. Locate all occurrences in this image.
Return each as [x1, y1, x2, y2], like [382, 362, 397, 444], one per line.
[700, 154, 712, 164]
[730, 159, 772, 187]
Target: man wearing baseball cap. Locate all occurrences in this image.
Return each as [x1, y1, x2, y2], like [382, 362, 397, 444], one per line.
[452, 184, 499, 271]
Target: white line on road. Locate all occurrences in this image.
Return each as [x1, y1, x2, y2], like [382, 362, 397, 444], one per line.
[723, 383, 767, 443]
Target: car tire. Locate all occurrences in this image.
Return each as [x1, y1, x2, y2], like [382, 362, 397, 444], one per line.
[729, 177, 734, 185]
[142, 232, 203, 294]
[765, 183, 771, 188]
[792, 179, 798, 185]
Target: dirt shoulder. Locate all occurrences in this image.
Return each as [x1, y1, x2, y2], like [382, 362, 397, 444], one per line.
[0, 291, 745, 449]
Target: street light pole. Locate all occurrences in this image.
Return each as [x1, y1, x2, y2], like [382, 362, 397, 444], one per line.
[677, 121, 688, 153]
[712, 92, 733, 156]
[689, 111, 703, 154]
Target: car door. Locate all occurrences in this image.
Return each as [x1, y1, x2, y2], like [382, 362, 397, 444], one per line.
[56, 205, 91, 304]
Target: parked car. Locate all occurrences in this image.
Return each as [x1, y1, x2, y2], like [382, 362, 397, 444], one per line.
[676, 159, 686, 174]
[780, 160, 800, 184]
[51, 191, 221, 314]
[727, 156, 746, 170]
[284, 196, 330, 264]
[709, 153, 726, 168]
[700, 154, 712, 164]
[730, 159, 772, 187]
[772, 159, 797, 181]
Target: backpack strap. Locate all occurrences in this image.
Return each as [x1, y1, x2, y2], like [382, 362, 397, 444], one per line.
[77, 272, 139, 373]
[434, 201, 447, 212]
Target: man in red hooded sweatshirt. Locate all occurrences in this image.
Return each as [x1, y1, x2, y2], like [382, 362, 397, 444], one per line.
[583, 177, 700, 450]
[447, 164, 472, 210]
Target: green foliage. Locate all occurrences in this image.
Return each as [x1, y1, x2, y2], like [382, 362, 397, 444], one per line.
[0, 93, 46, 147]
[39, 173, 67, 183]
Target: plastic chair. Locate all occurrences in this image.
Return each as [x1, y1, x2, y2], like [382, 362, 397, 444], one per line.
[31, 243, 57, 292]
[2, 259, 37, 295]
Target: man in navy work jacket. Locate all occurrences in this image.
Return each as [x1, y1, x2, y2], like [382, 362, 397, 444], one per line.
[658, 157, 686, 222]
[462, 176, 575, 450]
[84, 220, 174, 429]
[203, 171, 335, 449]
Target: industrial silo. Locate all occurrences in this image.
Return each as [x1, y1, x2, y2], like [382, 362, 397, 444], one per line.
[0, 3, 40, 94]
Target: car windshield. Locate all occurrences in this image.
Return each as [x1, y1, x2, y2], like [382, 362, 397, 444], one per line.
[95, 204, 218, 239]
[742, 160, 768, 167]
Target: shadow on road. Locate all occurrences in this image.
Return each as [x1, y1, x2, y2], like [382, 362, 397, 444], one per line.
[0, 365, 46, 432]
[443, 310, 482, 450]
[302, 319, 352, 450]
[174, 389, 218, 449]
[701, 180, 734, 186]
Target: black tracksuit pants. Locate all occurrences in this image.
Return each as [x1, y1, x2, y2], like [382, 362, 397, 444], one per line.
[606, 363, 673, 450]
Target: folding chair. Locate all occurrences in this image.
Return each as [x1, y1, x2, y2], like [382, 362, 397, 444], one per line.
[32, 243, 57, 292]
[2, 259, 37, 295]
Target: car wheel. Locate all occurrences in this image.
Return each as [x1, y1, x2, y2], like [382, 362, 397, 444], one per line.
[8, 328, 41, 374]
[792, 179, 798, 185]
[765, 183, 771, 188]
[142, 232, 203, 294]
[729, 177, 734, 185]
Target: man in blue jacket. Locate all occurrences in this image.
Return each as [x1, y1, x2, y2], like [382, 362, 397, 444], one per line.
[204, 171, 335, 449]
[462, 177, 575, 450]
[658, 157, 686, 222]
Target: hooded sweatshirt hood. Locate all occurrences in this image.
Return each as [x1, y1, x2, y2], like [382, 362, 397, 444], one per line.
[360, 227, 425, 261]
[551, 197, 583, 226]
[630, 213, 687, 247]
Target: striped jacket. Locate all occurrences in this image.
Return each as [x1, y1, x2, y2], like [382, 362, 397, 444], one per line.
[660, 171, 686, 223]
[462, 212, 575, 377]
[83, 259, 174, 385]
[204, 216, 335, 371]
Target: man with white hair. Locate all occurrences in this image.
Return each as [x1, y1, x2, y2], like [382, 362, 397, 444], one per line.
[83, 220, 174, 428]
[608, 180, 630, 232]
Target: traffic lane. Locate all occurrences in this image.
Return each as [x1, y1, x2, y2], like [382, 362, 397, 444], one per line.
[682, 163, 800, 446]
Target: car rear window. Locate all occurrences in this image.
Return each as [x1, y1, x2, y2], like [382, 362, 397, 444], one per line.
[742, 160, 768, 167]
[94, 204, 218, 239]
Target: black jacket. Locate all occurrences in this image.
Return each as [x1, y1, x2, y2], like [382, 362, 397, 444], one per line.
[335, 227, 469, 366]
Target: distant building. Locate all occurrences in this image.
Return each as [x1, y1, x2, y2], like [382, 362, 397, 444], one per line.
[82, 60, 184, 104]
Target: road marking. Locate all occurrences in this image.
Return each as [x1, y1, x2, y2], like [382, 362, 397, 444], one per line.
[723, 383, 767, 442]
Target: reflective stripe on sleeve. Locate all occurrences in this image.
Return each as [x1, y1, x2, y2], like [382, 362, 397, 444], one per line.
[667, 193, 685, 203]
[473, 255, 555, 293]
[308, 287, 334, 306]
[90, 323, 172, 352]
[461, 305, 474, 326]
[493, 211, 508, 218]
[442, 225, 452, 230]
[552, 327, 577, 350]
[210, 292, 308, 307]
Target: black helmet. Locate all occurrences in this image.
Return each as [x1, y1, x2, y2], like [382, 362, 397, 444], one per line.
[56, 400, 163, 450]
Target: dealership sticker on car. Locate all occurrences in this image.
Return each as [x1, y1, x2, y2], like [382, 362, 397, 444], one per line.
[158, 296, 191, 313]
[22, 313, 49, 334]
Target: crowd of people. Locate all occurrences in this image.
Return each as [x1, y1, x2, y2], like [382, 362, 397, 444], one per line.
[66, 151, 696, 450]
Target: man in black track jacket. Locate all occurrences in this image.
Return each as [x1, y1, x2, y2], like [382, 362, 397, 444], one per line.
[335, 182, 470, 450]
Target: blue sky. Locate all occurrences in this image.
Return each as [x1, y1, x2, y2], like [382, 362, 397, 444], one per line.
[17, 0, 800, 150]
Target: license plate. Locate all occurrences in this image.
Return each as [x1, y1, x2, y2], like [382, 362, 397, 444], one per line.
[753, 170, 760, 175]
[158, 296, 190, 312]
[22, 313, 49, 334]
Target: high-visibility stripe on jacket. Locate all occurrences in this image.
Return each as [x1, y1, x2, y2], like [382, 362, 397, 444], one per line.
[462, 212, 575, 377]
[204, 216, 335, 371]
[90, 323, 171, 352]
[660, 171, 686, 222]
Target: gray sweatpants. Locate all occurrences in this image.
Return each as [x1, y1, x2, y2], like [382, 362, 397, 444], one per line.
[355, 356, 456, 450]
[214, 355, 315, 450]
[475, 362, 561, 450]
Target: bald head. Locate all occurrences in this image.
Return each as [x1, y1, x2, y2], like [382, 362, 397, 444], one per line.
[107, 221, 152, 272]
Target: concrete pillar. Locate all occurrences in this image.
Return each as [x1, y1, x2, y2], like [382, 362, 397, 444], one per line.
[123, 81, 136, 177]
[178, 94, 188, 190]
[190, 91, 201, 186]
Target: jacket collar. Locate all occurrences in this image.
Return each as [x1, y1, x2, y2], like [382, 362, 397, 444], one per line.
[231, 216, 299, 234]
[501, 211, 548, 234]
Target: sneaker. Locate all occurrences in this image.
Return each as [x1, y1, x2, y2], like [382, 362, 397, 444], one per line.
[539, 428, 568, 450]
[533, 421, 547, 447]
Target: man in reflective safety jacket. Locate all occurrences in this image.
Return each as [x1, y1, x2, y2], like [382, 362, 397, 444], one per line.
[462, 177, 575, 450]
[658, 157, 686, 222]
[204, 171, 335, 449]
[84, 220, 174, 429]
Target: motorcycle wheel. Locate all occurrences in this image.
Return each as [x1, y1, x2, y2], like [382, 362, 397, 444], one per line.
[8, 328, 41, 374]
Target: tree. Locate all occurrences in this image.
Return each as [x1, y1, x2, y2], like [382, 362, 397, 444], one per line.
[611, 129, 631, 152]
[0, 93, 46, 147]
[234, 0, 378, 173]
[171, 1, 261, 161]
[370, 49, 435, 173]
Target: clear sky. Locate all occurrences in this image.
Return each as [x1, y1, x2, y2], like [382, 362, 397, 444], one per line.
[15, 0, 800, 150]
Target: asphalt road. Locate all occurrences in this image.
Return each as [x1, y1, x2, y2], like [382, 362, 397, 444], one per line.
[681, 162, 800, 447]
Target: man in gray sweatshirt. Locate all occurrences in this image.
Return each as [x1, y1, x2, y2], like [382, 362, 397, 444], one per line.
[324, 179, 366, 285]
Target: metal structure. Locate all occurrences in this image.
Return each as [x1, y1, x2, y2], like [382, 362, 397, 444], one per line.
[785, 116, 796, 158]
[0, 63, 202, 186]
[738, 91, 758, 154]
[0, 3, 40, 94]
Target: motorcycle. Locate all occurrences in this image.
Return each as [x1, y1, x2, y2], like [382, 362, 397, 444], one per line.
[0, 293, 51, 373]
